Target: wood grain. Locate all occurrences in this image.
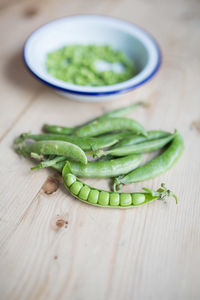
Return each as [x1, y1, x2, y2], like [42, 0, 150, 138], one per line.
[0, 0, 200, 299]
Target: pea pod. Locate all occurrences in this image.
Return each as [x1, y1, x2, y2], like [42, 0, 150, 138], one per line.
[112, 130, 171, 149]
[57, 154, 142, 178]
[19, 132, 130, 151]
[43, 124, 74, 135]
[95, 133, 175, 157]
[113, 132, 184, 191]
[97, 101, 147, 120]
[14, 139, 88, 164]
[43, 102, 146, 135]
[53, 154, 115, 172]
[75, 117, 147, 137]
[62, 165, 177, 208]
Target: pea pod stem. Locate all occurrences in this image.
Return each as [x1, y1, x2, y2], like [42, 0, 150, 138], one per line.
[62, 164, 177, 208]
[113, 132, 184, 191]
[43, 101, 147, 135]
[31, 155, 66, 170]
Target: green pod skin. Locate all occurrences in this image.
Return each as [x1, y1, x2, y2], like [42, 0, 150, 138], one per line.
[19, 132, 130, 151]
[60, 154, 142, 178]
[62, 170, 177, 208]
[43, 102, 146, 135]
[14, 140, 88, 164]
[96, 134, 175, 157]
[43, 124, 74, 135]
[112, 130, 171, 149]
[113, 133, 184, 190]
[74, 117, 147, 138]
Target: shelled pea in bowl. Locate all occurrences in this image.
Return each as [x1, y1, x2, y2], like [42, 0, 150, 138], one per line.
[24, 15, 161, 102]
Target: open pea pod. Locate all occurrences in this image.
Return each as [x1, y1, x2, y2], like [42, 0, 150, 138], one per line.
[62, 162, 177, 208]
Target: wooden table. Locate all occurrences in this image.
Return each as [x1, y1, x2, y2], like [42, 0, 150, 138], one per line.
[0, 0, 200, 299]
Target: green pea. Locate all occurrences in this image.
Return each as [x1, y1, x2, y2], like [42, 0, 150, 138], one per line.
[65, 174, 76, 187]
[46, 45, 136, 86]
[88, 190, 99, 204]
[132, 193, 146, 205]
[120, 193, 132, 206]
[79, 186, 90, 201]
[70, 181, 83, 195]
[98, 191, 109, 206]
[109, 193, 120, 206]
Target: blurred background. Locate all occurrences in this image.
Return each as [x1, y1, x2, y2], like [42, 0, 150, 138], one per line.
[1, 0, 199, 133]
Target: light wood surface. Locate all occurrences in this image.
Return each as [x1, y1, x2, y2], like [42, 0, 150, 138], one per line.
[0, 0, 200, 299]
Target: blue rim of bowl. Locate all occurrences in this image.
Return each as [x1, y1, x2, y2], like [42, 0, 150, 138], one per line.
[23, 15, 162, 96]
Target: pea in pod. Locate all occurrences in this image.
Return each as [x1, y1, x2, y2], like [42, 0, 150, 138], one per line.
[62, 164, 177, 208]
[113, 132, 184, 191]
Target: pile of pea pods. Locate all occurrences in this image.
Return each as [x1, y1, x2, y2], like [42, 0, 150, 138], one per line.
[14, 102, 184, 208]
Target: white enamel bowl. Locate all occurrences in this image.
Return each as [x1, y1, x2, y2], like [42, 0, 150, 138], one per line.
[24, 15, 161, 102]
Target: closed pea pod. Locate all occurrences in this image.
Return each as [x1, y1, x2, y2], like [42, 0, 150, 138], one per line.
[113, 132, 184, 191]
[19, 132, 130, 151]
[43, 124, 74, 135]
[74, 117, 147, 137]
[43, 102, 146, 135]
[32, 152, 142, 175]
[62, 167, 177, 208]
[14, 139, 88, 164]
[96, 101, 147, 120]
[112, 130, 171, 148]
[59, 154, 142, 178]
[95, 133, 175, 157]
